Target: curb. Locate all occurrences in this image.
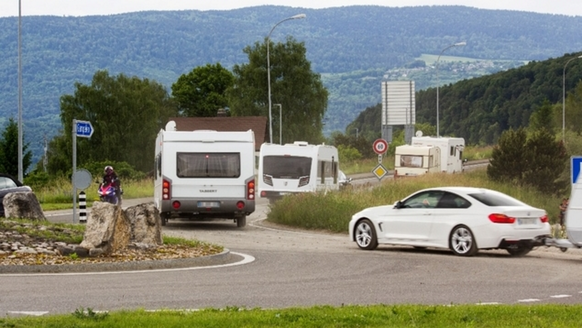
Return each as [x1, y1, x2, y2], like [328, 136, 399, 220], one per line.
[0, 249, 241, 274]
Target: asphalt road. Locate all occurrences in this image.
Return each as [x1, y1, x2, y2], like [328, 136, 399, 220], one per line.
[3, 171, 582, 316]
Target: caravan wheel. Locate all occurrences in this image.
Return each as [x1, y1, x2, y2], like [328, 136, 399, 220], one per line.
[236, 215, 247, 228]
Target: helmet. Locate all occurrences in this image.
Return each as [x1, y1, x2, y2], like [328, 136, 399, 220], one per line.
[104, 166, 114, 174]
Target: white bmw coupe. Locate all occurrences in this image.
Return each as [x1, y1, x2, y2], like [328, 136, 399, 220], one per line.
[349, 187, 551, 256]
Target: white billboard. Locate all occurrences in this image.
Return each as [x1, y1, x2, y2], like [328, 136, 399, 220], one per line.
[381, 81, 415, 125]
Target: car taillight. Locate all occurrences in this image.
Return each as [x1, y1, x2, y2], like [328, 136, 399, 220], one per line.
[540, 214, 549, 223]
[488, 213, 516, 224]
[162, 179, 171, 200]
[247, 180, 255, 200]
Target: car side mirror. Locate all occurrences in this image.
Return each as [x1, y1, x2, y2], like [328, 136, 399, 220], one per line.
[394, 201, 403, 209]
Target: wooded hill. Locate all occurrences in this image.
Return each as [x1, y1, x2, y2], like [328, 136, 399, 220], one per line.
[349, 52, 582, 146]
[1, 5, 582, 163]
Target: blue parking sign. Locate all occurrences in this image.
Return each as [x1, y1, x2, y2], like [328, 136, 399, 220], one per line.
[572, 156, 582, 184]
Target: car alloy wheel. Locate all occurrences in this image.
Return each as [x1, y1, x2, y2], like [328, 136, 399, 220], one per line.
[449, 225, 478, 256]
[355, 219, 378, 250]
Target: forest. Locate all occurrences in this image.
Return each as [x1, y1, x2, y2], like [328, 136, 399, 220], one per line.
[1, 5, 582, 164]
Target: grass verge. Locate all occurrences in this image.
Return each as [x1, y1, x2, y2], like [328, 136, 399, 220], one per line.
[2, 304, 581, 327]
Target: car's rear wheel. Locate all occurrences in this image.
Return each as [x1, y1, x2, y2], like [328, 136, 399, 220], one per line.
[354, 219, 378, 250]
[506, 244, 533, 257]
[449, 225, 478, 256]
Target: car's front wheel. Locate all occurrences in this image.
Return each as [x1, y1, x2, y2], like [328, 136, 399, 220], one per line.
[449, 225, 478, 256]
[354, 219, 378, 250]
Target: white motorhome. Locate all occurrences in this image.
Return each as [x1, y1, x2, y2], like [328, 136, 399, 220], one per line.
[394, 144, 441, 176]
[258, 141, 340, 203]
[154, 121, 256, 227]
[410, 136, 465, 173]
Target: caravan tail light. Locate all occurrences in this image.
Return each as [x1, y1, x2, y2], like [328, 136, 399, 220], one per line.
[172, 201, 181, 209]
[162, 179, 171, 200]
[298, 176, 309, 187]
[236, 201, 245, 209]
[247, 180, 255, 200]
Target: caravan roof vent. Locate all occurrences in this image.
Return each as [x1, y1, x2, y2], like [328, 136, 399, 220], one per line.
[293, 141, 308, 146]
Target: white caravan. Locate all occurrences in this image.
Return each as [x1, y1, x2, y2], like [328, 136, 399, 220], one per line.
[410, 136, 465, 173]
[154, 121, 256, 227]
[258, 141, 340, 203]
[394, 144, 441, 176]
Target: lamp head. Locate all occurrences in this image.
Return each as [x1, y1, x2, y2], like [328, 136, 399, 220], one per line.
[292, 14, 306, 19]
[454, 41, 467, 46]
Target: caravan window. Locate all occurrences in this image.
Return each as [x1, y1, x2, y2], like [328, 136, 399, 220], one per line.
[317, 160, 335, 182]
[400, 155, 423, 168]
[263, 156, 312, 178]
[176, 152, 240, 178]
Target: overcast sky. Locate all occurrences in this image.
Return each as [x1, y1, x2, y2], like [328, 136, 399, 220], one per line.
[1, 0, 581, 18]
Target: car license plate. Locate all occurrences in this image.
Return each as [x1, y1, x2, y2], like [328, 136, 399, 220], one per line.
[517, 218, 536, 225]
[198, 201, 220, 208]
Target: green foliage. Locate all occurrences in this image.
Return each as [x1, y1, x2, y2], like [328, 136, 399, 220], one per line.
[337, 144, 362, 163]
[488, 127, 568, 195]
[529, 99, 555, 134]
[0, 117, 32, 176]
[228, 37, 328, 144]
[72, 307, 109, 320]
[171, 63, 234, 117]
[50, 70, 177, 174]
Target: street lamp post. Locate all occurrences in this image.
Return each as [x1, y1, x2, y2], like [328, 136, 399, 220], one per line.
[562, 55, 582, 142]
[18, 0, 23, 181]
[274, 104, 282, 144]
[267, 13, 306, 144]
[436, 41, 466, 138]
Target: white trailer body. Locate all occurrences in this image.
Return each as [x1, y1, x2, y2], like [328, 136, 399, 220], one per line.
[543, 181, 582, 250]
[394, 144, 440, 176]
[258, 141, 339, 202]
[154, 121, 256, 227]
[411, 136, 465, 173]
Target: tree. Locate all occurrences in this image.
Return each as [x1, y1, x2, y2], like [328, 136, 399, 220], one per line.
[49, 70, 177, 173]
[488, 127, 568, 195]
[228, 37, 328, 144]
[171, 63, 234, 117]
[0, 118, 32, 176]
[522, 128, 568, 195]
[487, 128, 528, 183]
[529, 99, 555, 134]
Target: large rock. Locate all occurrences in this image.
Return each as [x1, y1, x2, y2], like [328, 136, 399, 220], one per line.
[80, 202, 131, 254]
[3, 192, 46, 221]
[125, 202, 162, 247]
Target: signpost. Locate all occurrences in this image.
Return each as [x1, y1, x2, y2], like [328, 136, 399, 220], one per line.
[372, 139, 389, 180]
[72, 119, 94, 223]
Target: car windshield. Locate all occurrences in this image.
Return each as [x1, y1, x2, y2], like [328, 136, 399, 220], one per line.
[468, 191, 525, 206]
[0, 176, 18, 189]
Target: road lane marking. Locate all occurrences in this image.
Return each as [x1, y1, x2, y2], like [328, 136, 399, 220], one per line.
[0, 252, 254, 277]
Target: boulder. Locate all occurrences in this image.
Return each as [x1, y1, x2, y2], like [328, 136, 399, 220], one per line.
[80, 202, 131, 254]
[3, 192, 46, 221]
[125, 202, 163, 247]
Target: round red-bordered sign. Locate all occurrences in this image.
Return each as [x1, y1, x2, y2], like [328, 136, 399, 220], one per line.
[373, 139, 388, 154]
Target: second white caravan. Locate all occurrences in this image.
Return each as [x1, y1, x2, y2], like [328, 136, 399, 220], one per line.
[258, 141, 340, 203]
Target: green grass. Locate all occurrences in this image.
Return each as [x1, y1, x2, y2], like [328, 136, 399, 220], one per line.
[34, 177, 154, 211]
[2, 304, 582, 327]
